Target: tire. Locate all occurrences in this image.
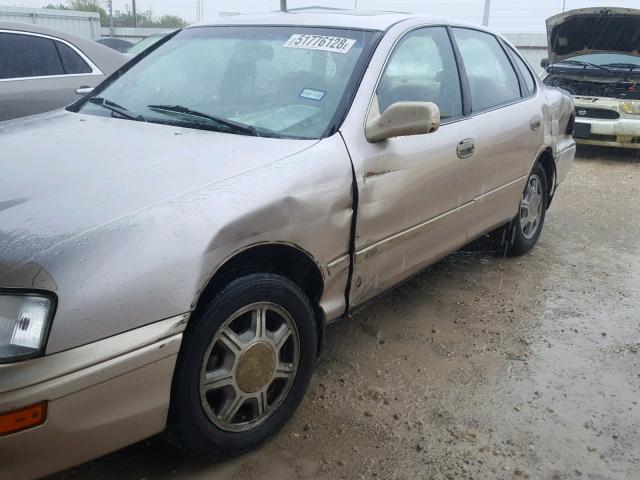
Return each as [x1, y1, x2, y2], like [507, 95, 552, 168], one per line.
[169, 273, 317, 456]
[496, 162, 549, 257]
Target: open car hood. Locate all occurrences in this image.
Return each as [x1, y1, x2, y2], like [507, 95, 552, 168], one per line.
[546, 7, 640, 64]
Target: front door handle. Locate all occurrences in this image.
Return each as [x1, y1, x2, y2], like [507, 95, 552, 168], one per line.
[457, 138, 475, 159]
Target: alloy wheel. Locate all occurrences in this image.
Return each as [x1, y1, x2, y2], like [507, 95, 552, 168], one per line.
[519, 174, 544, 240]
[199, 302, 299, 432]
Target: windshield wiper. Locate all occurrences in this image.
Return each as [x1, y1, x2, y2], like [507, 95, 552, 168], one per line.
[147, 104, 257, 136]
[88, 97, 146, 121]
[554, 60, 611, 73]
[600, 63, 640, 71]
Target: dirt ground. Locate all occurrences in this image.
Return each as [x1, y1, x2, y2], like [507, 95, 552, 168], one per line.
[51, 147, 640, 480]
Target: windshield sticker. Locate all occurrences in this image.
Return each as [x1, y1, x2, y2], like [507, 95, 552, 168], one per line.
[284, 34, 356, 54]
[299, 88, 326, 101]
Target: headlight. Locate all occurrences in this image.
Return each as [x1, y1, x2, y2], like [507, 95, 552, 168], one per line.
[619, 100, 640, 115]
[0, 292, 55, 363]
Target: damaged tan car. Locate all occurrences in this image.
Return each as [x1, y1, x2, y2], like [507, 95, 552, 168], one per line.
[0, 10, 575, 479]
[542, 7, 640, 149]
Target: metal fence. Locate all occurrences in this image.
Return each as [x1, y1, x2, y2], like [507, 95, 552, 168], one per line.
[504, 33, 548, 73]
[0, 6, 101, 38]
[99, 27, 169, 42]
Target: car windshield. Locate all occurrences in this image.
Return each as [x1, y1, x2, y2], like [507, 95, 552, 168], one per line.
[559, 53, 640, 68]
[80, 26, 378, 139]
[127, 33, 169, 55]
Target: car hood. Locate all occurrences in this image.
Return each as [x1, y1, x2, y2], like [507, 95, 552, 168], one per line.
[546, 7, 640, 64]
[0, 110, 317, 271]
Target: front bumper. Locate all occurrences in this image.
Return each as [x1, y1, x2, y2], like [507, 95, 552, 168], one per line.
[573, 100, 640, 149]
[0, 315, 187, 480]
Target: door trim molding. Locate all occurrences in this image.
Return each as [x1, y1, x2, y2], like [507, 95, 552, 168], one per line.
[355, 202, 470, 264]
[475, 174, 527, 201]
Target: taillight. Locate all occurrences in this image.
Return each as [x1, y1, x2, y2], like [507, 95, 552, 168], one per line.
[566, 113, 575, 135]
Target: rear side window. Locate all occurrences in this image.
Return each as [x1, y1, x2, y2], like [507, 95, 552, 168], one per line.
[506, 45, 536, 97]
[0, 33, 64, 79]
[377, 27, 463, 121]
[56, 41, 92, 74]
[452, 28, 521, 112]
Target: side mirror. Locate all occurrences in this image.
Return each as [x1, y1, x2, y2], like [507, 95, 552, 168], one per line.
[75, 86, 95, 95]
[366, 95, 440, 142]
[540, 58, 550, 69]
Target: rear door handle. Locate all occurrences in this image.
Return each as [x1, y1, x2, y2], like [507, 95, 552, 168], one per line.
[457, 138, 475, 159]
[75, 86, 94, 95]
[530, 116, 542, 131]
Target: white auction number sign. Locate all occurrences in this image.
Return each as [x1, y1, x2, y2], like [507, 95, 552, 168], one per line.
[284, 34, 357, 54]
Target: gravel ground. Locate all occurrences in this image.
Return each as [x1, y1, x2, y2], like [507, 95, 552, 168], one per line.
[50, 147, 640, 480]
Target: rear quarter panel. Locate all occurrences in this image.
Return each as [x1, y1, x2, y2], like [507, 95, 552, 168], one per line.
[540, 84, 576, 185]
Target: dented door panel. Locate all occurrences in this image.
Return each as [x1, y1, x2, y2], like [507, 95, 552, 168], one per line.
[338, 22, 473, 307]
[343, 123, 471, 306]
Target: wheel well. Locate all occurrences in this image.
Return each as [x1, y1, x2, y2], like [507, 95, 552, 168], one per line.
[537, 149, 556, 208]
[193, 243, 325, 351]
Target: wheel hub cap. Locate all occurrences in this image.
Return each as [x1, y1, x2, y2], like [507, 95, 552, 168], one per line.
[519, 174, 543, 240]
[199, 302, 299, 432]
[236, 342, 276, 393]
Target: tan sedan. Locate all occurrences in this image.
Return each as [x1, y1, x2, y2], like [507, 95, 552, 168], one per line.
[0, 21, 126, 121]
[0, 10, 575, 478]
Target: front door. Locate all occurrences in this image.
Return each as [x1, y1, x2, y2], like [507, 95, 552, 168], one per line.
[345, 26, 474, 307]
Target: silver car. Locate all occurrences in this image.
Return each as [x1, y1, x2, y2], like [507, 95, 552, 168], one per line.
[0, 21, 127, 121]
[0, 11, 576, 479]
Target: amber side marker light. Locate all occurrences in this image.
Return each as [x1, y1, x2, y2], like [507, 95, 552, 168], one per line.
[0, 402, 47, 437]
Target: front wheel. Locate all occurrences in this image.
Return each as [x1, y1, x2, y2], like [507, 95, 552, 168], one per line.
[498, 162, 549, 256]
[169, 273, 317, 456]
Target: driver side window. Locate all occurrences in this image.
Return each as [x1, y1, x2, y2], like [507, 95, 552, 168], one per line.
[377, 27, 463, 121]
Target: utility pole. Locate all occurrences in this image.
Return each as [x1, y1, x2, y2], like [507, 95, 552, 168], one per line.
[108, 0, 114, 37]
[280, 0, 288, 13]
[482, 0, 491, 26]
[196, 0, 204, 23]
[132, 0, 137, 27]
[562, 0, 567, 12]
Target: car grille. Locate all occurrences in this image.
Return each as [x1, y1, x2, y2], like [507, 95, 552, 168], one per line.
[574, 107, 620, 120]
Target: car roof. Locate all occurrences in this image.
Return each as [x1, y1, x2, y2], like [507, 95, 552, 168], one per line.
[1, 20, 94, 41]
[194, 10, 465, 31]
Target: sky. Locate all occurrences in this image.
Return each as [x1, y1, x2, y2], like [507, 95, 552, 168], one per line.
[3, 0, 640, 32]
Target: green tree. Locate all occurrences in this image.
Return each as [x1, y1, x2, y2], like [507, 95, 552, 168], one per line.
[46, 1, 188, 28]
[110, 5, 187, 28]
[155, 15, 187, 28]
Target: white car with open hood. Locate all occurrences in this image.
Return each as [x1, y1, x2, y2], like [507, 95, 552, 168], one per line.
[542, 7, 640, 149]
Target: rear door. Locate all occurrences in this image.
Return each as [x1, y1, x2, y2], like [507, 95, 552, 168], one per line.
[0, 32, 103, 121]
[450, 28, 543, 239]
